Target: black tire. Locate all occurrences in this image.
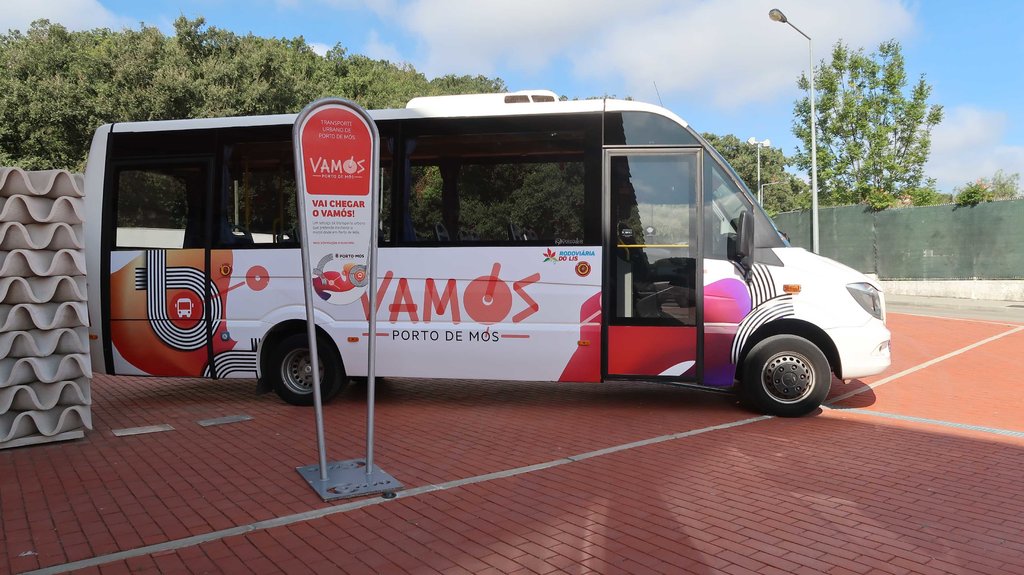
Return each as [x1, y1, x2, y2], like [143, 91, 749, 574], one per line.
[267, 332, 346, 406]
[740, 335, 831, 417]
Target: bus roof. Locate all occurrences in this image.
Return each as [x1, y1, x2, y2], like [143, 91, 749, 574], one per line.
[103, 93, 691, 134]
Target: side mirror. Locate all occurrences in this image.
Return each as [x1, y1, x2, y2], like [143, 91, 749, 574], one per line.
[735, 211, 754, 279]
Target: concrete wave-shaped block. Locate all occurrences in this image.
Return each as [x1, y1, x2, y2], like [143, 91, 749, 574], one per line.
[0, 249, 86, 277]
[0, 378, 91, 411]
[0, 327, 88, 357]
[0, 276, 86, 304]
[0, 195, 84, 225]
[0, 222, 82, 250]
[0, 168, 84, 199]
[0, 354, 92, 388]
[0, 302, 89, 332]
[0, 405, 91, 444]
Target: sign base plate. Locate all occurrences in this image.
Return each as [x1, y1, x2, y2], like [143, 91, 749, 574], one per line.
[296, 458, 402, 501]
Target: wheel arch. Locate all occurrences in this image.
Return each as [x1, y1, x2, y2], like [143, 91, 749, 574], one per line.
[257, 320, 345, 386]
[736, 318, 842, 381]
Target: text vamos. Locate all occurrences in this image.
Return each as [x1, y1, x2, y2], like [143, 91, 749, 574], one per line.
[308, 156, 366, 175]
[361, 263, 540, 325]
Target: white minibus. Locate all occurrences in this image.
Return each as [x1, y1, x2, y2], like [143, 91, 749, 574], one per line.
[83, 91, 890, 416]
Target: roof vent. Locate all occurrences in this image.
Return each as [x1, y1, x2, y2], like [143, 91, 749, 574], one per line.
[505, 90, 557, 103]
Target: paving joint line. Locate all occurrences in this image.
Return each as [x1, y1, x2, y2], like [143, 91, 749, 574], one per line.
[21, 415, 773, 575]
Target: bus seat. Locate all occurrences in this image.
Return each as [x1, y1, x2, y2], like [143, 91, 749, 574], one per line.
[435, 222, 450, 241]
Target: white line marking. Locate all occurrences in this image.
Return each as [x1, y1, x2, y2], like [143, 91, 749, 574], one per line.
[827, 325, 1024, 405]
[828, 408, 1024, 438]
[889, 310, 1022, 328]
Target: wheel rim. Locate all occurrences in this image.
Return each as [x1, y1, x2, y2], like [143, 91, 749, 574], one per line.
[760, 351, 815, 404]
[280, 348, 324, 395]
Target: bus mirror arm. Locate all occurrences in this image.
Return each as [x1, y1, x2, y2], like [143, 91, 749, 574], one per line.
[734, 211, 755, 281]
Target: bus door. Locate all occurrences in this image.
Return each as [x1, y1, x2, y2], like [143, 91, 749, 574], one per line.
[106, 159, 215, 377]
[604, 150, 701, 380]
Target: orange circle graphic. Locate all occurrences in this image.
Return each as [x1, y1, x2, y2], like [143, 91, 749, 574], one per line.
[246, 266, 270, 291]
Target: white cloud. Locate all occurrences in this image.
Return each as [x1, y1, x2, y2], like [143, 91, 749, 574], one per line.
[0, 0, 136, 33]
[309, 42, 333, 56]
[926, 106, 1024, 192]
[385, 0, 915, 108]
[396, 0, 628, 77]
[316, 0, 397, 17]
[363, 29, 404, 63]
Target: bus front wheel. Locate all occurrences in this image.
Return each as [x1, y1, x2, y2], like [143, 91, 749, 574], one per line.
[268, 333, 346, 406]
[740, 335, 830, 417]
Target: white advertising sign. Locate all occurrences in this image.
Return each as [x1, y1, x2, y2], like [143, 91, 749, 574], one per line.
[294, 100, 378, 305]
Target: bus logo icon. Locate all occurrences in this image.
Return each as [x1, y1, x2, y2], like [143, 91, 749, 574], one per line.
[176, 297, 194, 319]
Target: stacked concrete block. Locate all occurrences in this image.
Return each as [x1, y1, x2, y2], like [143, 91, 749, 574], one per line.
[0, 168, 91, 449]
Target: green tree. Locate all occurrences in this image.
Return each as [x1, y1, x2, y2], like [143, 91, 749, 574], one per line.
[0, 17, 506, 171]
[428, 74, 506, 96]
[792, 40, 943, 209]
[0, 21, 108, 170]
[902, 186, 950, 206]
[169, 17, 328, 117]
[953, 170, 1021, 206]
[701, 132, 809, 216]
[990, 169, 1021, 200]
[953, 179, 991, 206]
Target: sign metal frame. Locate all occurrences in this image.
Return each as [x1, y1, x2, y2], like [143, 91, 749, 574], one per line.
[292, 97, 400, 501]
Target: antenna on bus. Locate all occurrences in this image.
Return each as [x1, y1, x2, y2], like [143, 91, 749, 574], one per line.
[653, 81, 664, 106]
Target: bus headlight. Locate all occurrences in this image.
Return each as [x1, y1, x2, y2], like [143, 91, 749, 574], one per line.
[847, 282, 884, 321]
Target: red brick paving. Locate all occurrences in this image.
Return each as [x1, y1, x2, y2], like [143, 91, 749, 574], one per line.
[2, 312, 1024, 574]
[824, 312, 1019, 405]
[832, 320, 1024, 432]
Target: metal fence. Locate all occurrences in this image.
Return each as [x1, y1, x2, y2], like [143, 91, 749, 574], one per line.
[772, 199, 1024, 280]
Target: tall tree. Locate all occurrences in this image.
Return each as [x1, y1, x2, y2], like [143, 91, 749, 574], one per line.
[0, 21, 107, 169]
[953, 170, 1022, 206]
[0, 18, 505, 171]
[702, 133, 809, 216]
[792, 40, 943, 209]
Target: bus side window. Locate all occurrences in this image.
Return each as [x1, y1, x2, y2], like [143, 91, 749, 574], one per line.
[398, 122, 590, 245]
[114, 163, 207, 249]
[218, 141, 299, 247]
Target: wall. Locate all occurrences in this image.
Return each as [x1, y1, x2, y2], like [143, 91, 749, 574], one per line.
[0, 168, 91, 449]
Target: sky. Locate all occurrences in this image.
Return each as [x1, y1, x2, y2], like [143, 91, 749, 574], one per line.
[3, 0, 1024, 193]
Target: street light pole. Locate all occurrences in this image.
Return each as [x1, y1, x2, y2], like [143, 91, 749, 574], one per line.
[769, 8, 819, 254]
[747, 137, 771, 205]
[759, 181, 784, 205]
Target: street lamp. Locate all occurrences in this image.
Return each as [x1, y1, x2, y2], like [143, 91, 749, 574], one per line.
[746, 136, 771, 205]
[769, 7, 819, 254]
[759, 180, 785, 206]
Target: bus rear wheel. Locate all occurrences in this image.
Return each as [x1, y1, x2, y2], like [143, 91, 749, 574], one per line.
[740, 335, 830, 417]
[268, 333, 346, 406]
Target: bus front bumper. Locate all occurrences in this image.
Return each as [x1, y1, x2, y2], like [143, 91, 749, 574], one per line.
[827, 321, 892, 380]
